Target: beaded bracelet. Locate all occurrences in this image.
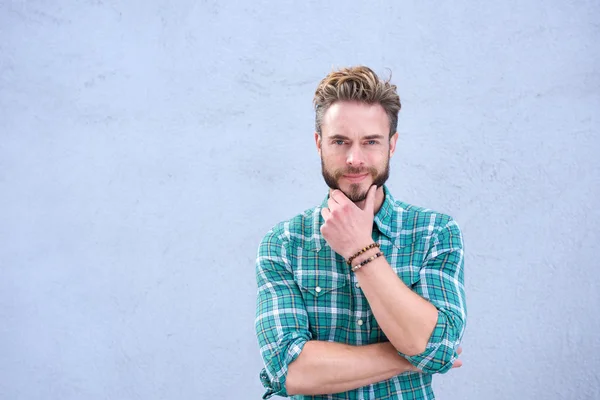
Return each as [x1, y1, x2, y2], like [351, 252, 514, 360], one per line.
[346, 243, 380, 266]
[351, 251, 384, 272]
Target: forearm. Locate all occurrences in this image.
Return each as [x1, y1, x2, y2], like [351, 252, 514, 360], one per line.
[354, 255, 438, 356]
[286, 340, 415, 396]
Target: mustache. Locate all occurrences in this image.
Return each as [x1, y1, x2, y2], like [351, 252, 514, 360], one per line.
[334, 166, 378, 179]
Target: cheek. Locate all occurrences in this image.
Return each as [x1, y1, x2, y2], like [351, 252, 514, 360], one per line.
[370, 152, 389, 169]
[321, 149, 346, 163]
[366, 149, 385, 161]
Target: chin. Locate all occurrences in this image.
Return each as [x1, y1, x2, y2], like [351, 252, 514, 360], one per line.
[340, 182, 371, 203]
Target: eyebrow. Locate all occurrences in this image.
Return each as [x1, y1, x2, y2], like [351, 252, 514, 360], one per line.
[328, 134, 386, 140]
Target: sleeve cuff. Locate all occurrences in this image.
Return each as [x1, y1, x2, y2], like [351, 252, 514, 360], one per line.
[403, 310, 457, 374]
[260, 335, 310, 398]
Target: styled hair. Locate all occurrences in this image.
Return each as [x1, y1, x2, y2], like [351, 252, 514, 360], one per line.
[313, 66, 401, 138]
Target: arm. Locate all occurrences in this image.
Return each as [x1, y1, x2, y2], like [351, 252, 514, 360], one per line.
[255, 227, 417, 398]
[255, 227, 310, 398]
[286, 341, 416, 396]
[354, 220, 467, 373]
[353, 255, 439, 356]
[401, 219, 467, 373]
[321, 186, 467, 373]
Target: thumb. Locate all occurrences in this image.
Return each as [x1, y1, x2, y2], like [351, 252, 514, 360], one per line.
[364, 185, 377, 214]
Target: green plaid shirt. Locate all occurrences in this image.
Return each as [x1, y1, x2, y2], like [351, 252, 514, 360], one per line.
[255, 186, 467, 399]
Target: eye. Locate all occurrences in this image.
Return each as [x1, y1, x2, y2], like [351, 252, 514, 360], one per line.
[366, 140, 378, 145]
[333, 140, 345, 145]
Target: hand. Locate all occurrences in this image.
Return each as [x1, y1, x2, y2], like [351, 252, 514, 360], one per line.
[408, 346, 464, 372]
[452, 346, 464, 368]
[320, 185, 377, 259]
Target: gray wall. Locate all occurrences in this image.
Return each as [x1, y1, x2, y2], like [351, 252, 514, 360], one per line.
[1, 1, 599, 399]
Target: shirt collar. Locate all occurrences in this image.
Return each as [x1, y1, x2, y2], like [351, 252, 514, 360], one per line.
[319, 185, 400, 239]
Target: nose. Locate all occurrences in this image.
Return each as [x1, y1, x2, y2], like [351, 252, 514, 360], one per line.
[346, 144, 365, 166]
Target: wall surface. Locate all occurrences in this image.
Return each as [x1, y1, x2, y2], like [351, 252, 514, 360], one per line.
[1, 1, 599, 399]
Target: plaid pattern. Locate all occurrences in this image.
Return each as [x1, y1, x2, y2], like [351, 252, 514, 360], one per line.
[255, 186, 467, 399]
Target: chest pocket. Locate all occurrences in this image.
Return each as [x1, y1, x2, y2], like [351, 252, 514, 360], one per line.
[294, 270, 349, 297]
[384, 242, 424, 288]
[294, 269, 350, 339]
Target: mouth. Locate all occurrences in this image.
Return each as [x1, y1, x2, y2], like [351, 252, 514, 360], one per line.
[342, 174, 369, 183]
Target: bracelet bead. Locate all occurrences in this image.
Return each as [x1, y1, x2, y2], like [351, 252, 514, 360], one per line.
[351, 251, 384, 272]
[346, 243, 380, 266]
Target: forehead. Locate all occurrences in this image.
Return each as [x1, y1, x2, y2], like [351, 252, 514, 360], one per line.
[321, 101, 389, 137]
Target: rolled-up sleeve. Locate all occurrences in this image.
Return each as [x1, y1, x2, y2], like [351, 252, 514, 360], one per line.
[255, 226, 312, 399]
[403, 219, 467, 374]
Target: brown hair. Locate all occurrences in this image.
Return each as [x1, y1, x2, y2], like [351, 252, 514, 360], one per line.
[313, 66, 401, 138]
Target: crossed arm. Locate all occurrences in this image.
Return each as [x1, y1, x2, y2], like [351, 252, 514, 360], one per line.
[255, 188, 467, 397]
[286, 341, 419, 396]
[255, 245, 422, 397]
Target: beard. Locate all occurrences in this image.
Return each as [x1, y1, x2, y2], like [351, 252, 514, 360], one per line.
[321, 158, 390, 202]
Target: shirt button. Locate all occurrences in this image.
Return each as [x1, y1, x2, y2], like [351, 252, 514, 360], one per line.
[355, 282, 360, 288]
[315, 286, 322, 293]
[357, 319, 364, 326]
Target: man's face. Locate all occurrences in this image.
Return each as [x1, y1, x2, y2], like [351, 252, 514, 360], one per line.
[316, 101, 398, 202]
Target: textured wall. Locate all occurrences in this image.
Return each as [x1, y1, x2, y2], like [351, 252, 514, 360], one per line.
[1, 1, 599, 399]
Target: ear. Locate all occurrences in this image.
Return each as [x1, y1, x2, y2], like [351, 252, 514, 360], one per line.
[315, 132, 322, 157]
[389, 132, 399, 158]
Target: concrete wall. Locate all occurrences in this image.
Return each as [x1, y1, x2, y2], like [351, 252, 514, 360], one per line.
[1, 1, 598, 399]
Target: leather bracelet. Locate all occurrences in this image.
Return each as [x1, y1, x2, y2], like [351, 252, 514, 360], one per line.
[352, 251, 384, 272]
[346, 243, 380, 266]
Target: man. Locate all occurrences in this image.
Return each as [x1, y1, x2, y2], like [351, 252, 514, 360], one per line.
[255, 66, 467, 399]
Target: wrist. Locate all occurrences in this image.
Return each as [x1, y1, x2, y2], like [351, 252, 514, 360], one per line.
[351, 249, 384, 273]
[350, 246, 380, 266]
[344, 240, 378, 263]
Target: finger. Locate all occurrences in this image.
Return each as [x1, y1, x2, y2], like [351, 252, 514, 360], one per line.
[321, 207, 331, 220]
[330, 189, 352, 206]
[327, 197, 339, 212]
[456, 346, 463, 356]
[451, 359, 463, 369]
[363, 185, 377, 213]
